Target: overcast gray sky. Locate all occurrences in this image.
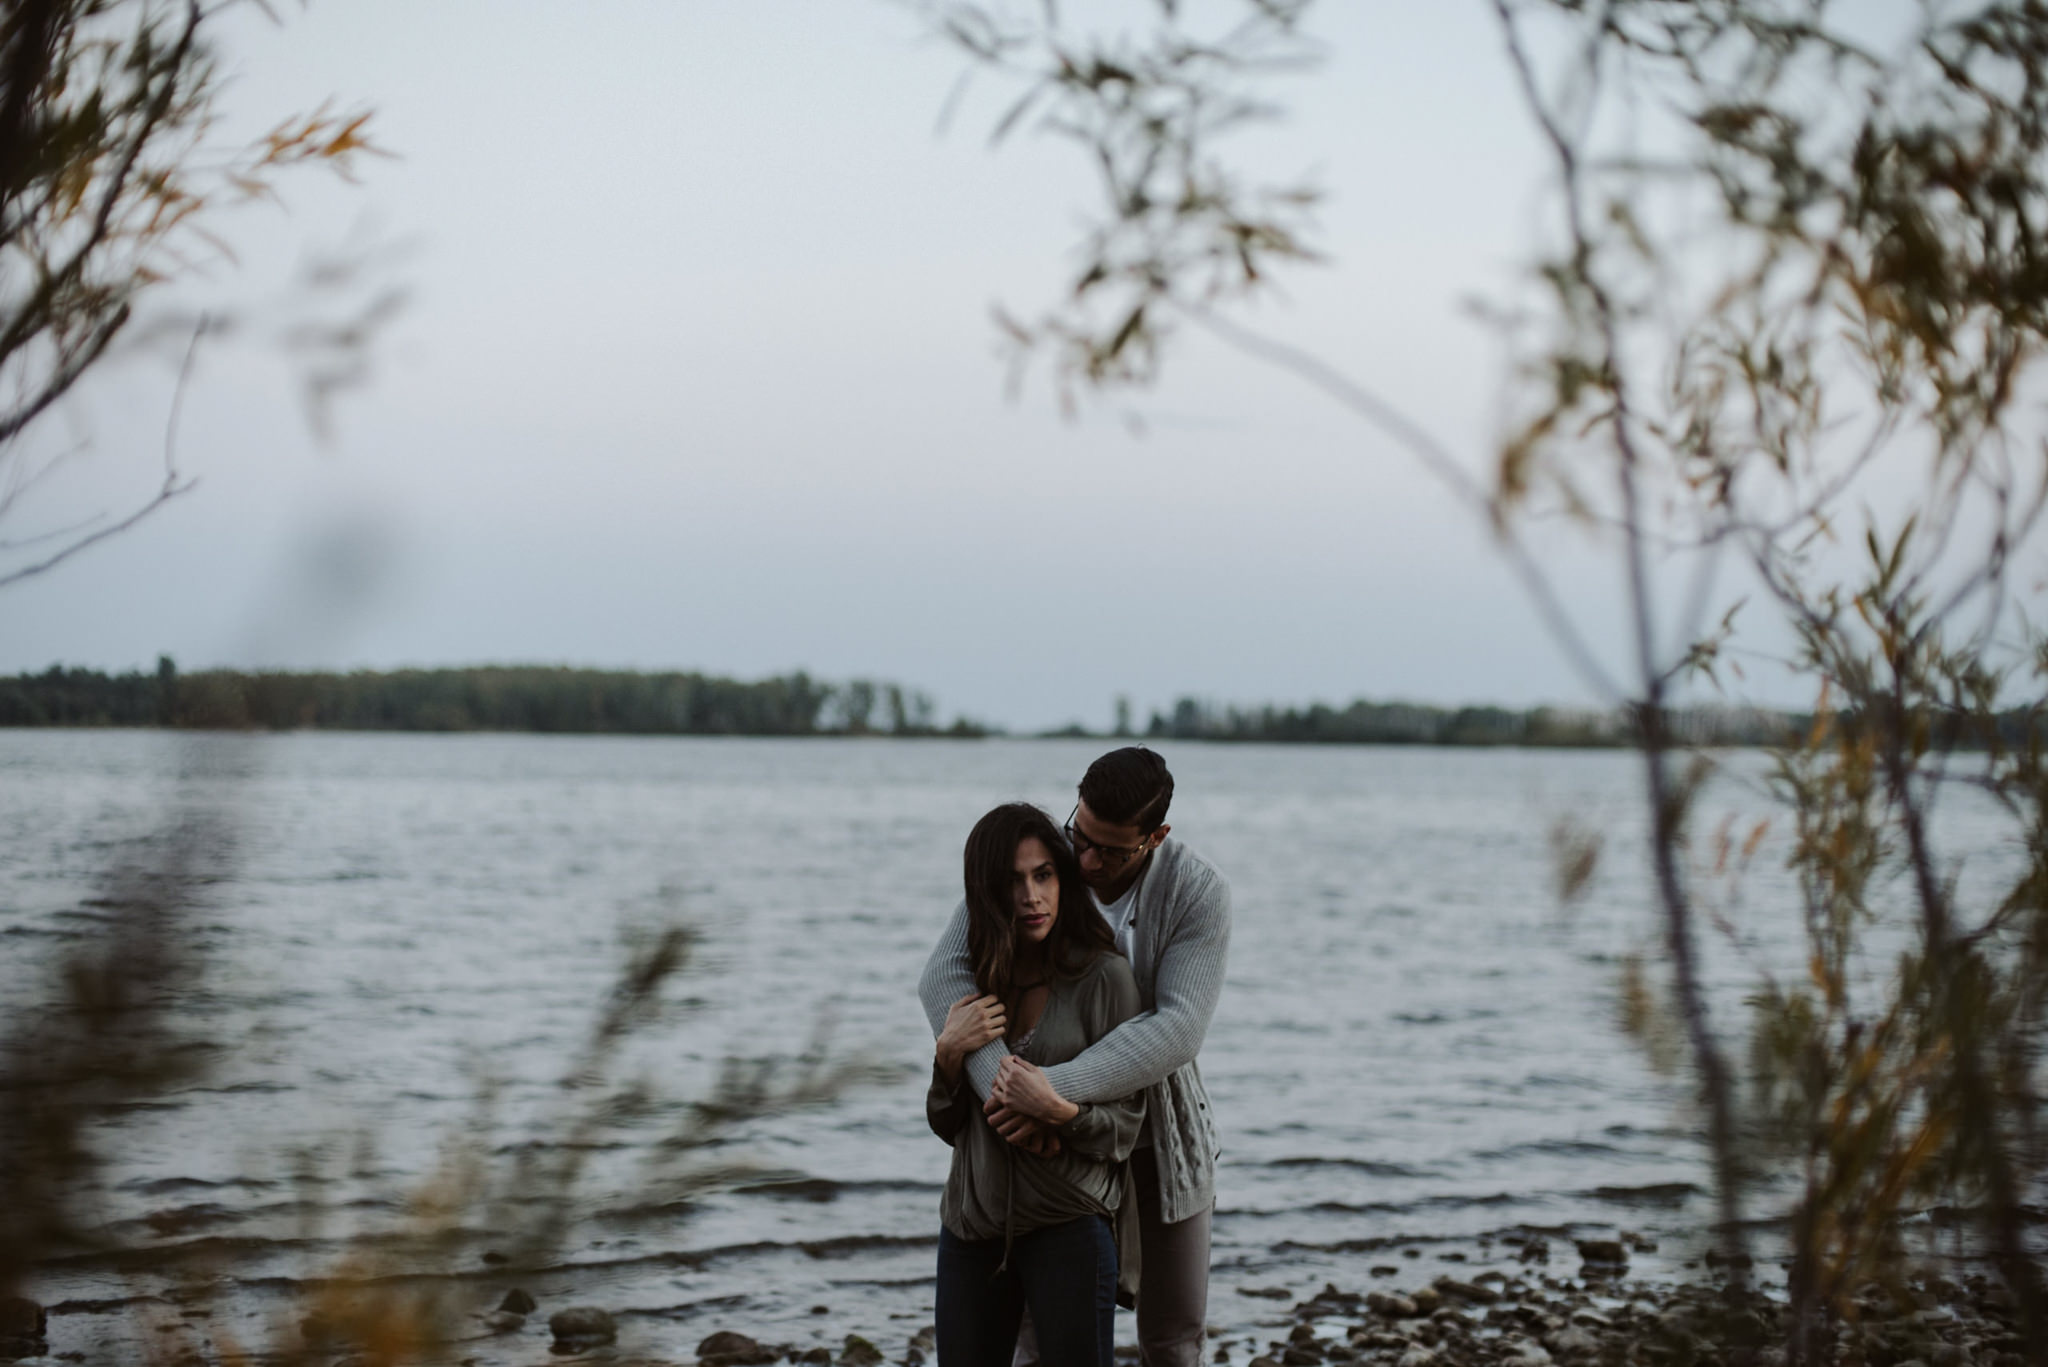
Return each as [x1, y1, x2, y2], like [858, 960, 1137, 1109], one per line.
[0, 1, 1760, 731]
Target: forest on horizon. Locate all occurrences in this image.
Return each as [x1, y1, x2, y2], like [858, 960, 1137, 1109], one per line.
[0, 659, 1814, 747]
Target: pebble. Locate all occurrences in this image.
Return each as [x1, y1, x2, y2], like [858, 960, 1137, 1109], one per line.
[547, 1306, 616, 1348]
[1545, 1324, 1602, 1362]
[1434, 1276, 1500, 1305]
[496, 1288, 537, 1314]
[837, 1332, 884, 1366]
[698, 1329, 776, 1365]
[1574, 1240, 1627, 1267]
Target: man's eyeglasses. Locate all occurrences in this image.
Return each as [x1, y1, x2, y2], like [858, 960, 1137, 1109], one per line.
[1064, 805, 1151, 868]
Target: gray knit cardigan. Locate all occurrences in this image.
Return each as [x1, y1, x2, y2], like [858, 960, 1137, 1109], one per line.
[917, 836, 1232, 1224]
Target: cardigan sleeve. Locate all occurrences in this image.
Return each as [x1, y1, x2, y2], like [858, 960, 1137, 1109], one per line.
[918, 899, 1011, 1102]
[1052, 955, 1147, 1161]
[1040, 859, 1230, 1105]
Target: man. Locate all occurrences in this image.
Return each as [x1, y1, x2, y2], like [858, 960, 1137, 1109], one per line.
[919, 746, 1232, 1367]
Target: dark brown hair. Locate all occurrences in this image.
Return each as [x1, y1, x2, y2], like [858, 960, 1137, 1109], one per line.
[1078, 746, 1174, 831]
[962, 802, 1116, 1006]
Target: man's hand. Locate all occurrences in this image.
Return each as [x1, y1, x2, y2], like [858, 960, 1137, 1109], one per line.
[935, 992, 1006, 1083]
[991, 1055, 1081, 1125]
[983, 1098, 1062, 1156]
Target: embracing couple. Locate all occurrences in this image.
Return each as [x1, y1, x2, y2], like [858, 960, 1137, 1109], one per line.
[918, 747, 1231, 1367]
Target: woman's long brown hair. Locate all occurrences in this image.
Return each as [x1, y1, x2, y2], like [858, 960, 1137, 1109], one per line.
[961, 802, 1117, 1008]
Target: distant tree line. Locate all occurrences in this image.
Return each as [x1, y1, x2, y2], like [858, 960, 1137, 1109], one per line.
[12, 665, 2037, 750]
[1137, 696, 1798, 747]
[1137, 696, 2046, 751]
[0, 660, 983, 736]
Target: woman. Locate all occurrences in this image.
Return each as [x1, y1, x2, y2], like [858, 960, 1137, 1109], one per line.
[928, 802, 1145, 1367]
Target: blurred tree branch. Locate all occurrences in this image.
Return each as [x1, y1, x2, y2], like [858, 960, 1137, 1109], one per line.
[925, 1, 2048, 1357]
[0, 0, 392, 589]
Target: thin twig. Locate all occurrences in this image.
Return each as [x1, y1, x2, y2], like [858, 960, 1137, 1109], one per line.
[0, 316, 206, 590]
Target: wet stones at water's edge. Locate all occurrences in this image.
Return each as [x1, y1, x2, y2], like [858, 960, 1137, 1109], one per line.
[697, 1330, 779, 1365]
[1232, 1267, 2033, 1367]
[549, 1306, 619, 1350]
[2, 1238, 2031, 1367]
[3, 1282, 937, 1367]
[689, 1330, 904, 1366]
[431, 1256, 2036, 1367]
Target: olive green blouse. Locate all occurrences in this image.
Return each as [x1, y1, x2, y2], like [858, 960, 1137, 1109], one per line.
[926, 951, 1146, 1292]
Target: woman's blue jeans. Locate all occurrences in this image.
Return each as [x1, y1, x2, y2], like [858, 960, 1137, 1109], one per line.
[935, 1215, 1117, 1367]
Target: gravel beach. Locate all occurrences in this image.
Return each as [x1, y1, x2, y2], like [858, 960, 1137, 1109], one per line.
[4, 1227, 2028, 1367]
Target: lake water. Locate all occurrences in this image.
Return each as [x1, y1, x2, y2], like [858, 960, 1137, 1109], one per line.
[0, 731, 1980, 1363]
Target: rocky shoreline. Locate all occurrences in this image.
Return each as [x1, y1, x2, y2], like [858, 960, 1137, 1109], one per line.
[1221, 1240, 2027, 1367]
[3, 1235, 2028, 1367]
[642, 1236, 2027, 1367]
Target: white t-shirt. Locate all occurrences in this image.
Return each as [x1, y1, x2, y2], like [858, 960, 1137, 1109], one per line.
[1091, 879, 1148, 1145]
[1094, 881, 1139, 960]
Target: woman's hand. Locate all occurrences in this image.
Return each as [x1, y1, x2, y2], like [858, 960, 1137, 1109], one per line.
[989, 1055, 1079, 1126]
[936, 993, 1006, 1082]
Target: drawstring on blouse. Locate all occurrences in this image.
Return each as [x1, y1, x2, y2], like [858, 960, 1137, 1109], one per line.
[993, 1148, 1017, 1279]
[992, 1020, 1039, 1279]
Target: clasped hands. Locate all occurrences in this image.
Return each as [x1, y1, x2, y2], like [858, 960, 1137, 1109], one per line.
[937, 992, 1077, 1157]
[987, 1055, 1078, 1155]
